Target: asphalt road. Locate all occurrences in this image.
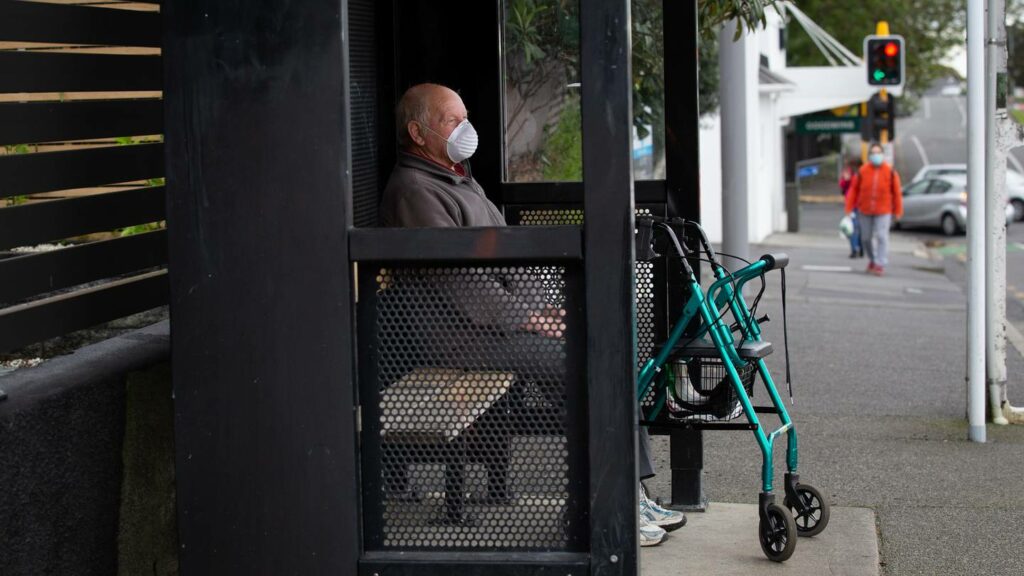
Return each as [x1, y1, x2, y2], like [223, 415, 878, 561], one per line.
[893, 94, 967, 181]
[893, 93, 1024, 180]
[803, 199, 1024, 329]
[885, 94, 1024, 330]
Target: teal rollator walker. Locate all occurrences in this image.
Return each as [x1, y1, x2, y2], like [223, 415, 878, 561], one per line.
[635, 216, 830, 562]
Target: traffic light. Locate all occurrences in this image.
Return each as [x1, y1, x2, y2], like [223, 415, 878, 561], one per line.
[864, 35, 905, 87]
[861, 92, 896, 142]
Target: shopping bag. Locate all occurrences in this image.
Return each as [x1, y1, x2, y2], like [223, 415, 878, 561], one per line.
[839, 214, 854, 238]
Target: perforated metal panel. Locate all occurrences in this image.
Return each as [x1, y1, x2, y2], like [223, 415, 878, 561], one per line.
[360, 263, 583, 551]
[509, 206, 659, 364]
[349, 0, 379, 227]
[515, 208, 584, 226]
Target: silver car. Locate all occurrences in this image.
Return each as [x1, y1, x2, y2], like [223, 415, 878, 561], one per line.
[911, 163, 1024, 221]
[898, 175, 1012, 236]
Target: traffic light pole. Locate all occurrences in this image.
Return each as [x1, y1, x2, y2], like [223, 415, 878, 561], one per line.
[876, 22, 890, 150]
[862, 24, 902, 160]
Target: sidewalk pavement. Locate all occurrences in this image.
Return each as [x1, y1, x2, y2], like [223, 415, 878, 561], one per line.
[641, 227, 1024, 576]
[642, 503, 878, 576]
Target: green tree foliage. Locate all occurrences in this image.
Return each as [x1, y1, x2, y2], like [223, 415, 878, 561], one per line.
[700, 0, 776, 39]
[506, 0, 777, 128]
[1007, 0, 1024, 92]
[785, 0, 966, 95]
[698, 35, 721, 117]
[1009, 22, 1024, 89]
[633, 0, 665, 136]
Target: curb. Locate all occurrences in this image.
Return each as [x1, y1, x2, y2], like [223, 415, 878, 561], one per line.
[799, 195, 845, 204]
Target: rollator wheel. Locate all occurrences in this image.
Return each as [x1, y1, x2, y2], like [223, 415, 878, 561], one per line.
[784, 483, 830, 537]
[758, 503, 797, 562]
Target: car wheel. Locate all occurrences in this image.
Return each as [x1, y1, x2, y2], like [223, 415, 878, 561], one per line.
[941, 213, 960, 236]
[1012, 199, 1024, 222]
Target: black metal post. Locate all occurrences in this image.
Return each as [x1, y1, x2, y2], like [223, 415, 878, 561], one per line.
[164, 0, 359, 573]
[581, 1, 638, 574]
[664, 0, 708, 511]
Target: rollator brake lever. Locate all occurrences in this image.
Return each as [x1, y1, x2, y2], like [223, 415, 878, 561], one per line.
[729, 314, 769, 334]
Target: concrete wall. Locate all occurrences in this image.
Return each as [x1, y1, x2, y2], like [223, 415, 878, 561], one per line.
[0, 322, 176, 576]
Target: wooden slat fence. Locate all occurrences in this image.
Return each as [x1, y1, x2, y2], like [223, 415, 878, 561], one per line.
[0, 0, 166, 353]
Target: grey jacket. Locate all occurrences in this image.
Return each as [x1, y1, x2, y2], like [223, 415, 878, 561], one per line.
[380, 152, 506, 227]
[378, 152, 538, 332]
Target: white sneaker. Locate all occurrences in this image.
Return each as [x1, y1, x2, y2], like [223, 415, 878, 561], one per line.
[640, 484, 687, 531]
[639, 515, 666, 547]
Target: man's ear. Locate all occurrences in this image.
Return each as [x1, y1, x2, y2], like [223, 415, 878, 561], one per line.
[407, 121, 426, 146]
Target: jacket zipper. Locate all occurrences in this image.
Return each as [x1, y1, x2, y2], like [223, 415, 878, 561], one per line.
[870, 168, 879, 214]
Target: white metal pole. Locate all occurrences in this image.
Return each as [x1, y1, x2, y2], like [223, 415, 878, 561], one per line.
[968, 0, 988, 442]
[986, 0, 1010, 425]
[720, 20, 750, 263]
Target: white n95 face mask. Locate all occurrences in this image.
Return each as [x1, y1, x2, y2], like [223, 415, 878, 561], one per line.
[445, 120, 478, 163]
[421, 119, 478, 163]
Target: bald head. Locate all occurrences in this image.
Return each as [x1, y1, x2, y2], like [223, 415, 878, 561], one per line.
[395, 84, 467, 153]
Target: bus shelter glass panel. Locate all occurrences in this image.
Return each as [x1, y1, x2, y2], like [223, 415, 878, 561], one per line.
[501, 0, 665, 183]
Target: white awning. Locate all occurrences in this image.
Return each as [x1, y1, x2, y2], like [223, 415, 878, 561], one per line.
[776, 66, 904, 118]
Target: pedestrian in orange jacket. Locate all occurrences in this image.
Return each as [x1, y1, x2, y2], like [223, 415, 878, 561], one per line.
[844, 142, 903, 276]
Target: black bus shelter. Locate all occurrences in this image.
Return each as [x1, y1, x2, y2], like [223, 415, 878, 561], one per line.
[165, 1, 703, 574]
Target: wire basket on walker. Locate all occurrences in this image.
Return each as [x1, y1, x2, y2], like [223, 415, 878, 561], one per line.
[667, 357, 755, 422]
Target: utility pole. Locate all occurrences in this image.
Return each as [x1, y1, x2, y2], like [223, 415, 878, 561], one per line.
[986, 0, 1010, 426]
[968, 0, 988, 442]
[986, 0, 1024, 424]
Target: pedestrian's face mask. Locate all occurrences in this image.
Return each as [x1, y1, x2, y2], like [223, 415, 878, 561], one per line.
[419, 119, 479, 164]
[869, 153, 884, 167]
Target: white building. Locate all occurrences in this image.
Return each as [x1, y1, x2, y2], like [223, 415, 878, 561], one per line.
[700, 5, 901, 243]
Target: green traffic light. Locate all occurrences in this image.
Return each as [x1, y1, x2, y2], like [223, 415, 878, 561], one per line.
[873, 69, 886, 82]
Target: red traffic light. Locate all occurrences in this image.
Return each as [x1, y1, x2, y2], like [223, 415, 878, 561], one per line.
[865, 35, 904, 86]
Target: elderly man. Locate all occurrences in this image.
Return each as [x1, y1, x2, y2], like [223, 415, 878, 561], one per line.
[381, 83, 504, 228]
[381, 83, 684, 546]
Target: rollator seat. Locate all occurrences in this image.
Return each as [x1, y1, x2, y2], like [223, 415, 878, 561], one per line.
[668, 338, 774, 360]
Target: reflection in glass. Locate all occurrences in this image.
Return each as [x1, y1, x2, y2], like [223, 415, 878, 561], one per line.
[502, 0, 665, 183]
[631, 0, 666, 180]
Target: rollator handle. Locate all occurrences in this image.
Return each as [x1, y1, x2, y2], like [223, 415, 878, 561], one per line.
[760, 253, 789, 271]
[634, 216, 660, 262]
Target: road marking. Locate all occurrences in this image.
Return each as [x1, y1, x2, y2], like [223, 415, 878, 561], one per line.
[801, 265, 853, 273]
[923, 96, 931, 119]
[1009, 153, 1024, 175]
[911, 135, 930, 167]
[954, 96, 967, 127]
[1006, 320, 1024, 358]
